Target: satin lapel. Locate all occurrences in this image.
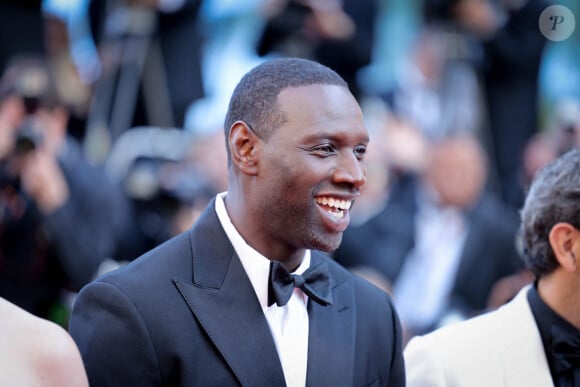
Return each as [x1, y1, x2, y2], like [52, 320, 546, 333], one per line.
[306, 253, 355, 387]
[174, 202, 286, 387]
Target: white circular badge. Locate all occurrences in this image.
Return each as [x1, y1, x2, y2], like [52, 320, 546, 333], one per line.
[539, 5, 576, 42]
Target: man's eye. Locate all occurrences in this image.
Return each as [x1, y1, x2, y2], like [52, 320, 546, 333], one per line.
[312, 144, 336, 155]
[354, 146, 367, 160]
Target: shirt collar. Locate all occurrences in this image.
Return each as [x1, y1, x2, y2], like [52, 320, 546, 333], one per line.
[527, 282, 580, 378]
[214, 192, 311, 311]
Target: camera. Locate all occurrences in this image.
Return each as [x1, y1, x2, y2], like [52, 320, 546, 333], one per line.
[13, 117, 42, 155]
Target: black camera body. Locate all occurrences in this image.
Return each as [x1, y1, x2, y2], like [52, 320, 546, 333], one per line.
[14, 117, 42, 155]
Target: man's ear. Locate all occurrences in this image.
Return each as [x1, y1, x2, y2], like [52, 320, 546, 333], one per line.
[228, 121, 260, 176]
[549, 222, 579, 272]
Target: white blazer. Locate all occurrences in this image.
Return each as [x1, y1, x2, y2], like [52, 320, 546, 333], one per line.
[404, 286, 554, 387]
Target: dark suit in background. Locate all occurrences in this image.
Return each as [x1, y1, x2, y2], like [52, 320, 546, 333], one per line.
[482, 0, 548, 210]
[0, 0, 45, 74]
[335, 173, 523, 334]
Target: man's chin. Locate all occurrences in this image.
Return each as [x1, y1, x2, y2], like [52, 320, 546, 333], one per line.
[308, 233, 343, 253]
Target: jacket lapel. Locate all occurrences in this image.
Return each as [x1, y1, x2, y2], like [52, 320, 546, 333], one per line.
[306, 253, 355, 387]
[174, 202, 286, 387]
[498, 288, 554, 386]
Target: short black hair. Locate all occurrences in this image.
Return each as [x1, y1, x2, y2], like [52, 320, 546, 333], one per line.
[520, 149, 580, 277]
[223, 57, 348, 164]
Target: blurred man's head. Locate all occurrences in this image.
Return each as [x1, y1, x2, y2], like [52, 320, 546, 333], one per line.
[424, 133, 488, 208]
[520, 149, 580, 278]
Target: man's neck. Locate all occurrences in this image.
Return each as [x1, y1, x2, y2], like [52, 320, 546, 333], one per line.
[222, 191, 306, 271]
[537, 274, 580, 329]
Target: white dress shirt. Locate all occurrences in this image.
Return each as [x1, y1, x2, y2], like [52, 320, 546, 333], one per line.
[215, 192, 310, 387]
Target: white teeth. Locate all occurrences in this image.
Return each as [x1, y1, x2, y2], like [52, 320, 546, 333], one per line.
[315, 197, 352, 210]
[331, 210, 344, 219]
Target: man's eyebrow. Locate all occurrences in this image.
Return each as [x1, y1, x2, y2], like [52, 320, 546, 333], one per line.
[302, 132, 370, 143]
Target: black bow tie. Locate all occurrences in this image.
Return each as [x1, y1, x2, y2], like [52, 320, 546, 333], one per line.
[550, 324, 580, 387]
[268, 261, 333, 307]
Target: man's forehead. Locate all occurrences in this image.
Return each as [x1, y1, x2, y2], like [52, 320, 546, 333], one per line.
[277, 85, 359, 116]
[277, 83, 346, 99]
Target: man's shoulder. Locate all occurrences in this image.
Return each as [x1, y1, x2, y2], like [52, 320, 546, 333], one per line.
[413, 308, 504, 349]
[406, 288, 531, 355]
[404, 287, 551, 387]
[96, 231, 192, 287]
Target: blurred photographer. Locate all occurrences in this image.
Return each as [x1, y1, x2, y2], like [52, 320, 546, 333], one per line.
[102, 126, 220, 262]
[121, 156, 216, 255]
[0, 55, 132, 325]
[256, 0, 378, 101]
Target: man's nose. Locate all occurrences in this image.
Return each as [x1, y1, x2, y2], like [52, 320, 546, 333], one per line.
[333, 151, 366, 189]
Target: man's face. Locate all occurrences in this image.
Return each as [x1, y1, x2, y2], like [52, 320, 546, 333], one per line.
[254, 84, 368, 253]
[426, 137, 486, 208]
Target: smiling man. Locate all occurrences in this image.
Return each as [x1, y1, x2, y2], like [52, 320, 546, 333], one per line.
[69, 58, 405, 386]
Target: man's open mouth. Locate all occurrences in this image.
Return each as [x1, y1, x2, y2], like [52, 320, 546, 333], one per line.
[315, 196, 352, 219]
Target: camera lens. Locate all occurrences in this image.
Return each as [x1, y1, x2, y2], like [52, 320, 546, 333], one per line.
[14, 134, 37, 154]
[13, 118, 41, 154]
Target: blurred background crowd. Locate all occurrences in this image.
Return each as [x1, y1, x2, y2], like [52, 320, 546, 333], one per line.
[0, 0, 578, 344]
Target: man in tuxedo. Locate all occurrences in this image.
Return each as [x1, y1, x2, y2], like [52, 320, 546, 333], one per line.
[68, 57, 405, 386]
[404, 148, 580, 387]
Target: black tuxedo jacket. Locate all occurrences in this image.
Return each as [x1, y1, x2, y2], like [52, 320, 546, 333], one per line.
[69, 199, 405, 386]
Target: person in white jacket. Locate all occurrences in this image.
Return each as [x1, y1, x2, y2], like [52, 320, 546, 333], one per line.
[404, 148, 580, 387]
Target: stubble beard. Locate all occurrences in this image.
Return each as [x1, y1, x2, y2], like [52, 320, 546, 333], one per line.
[260, 199, 343, 253]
